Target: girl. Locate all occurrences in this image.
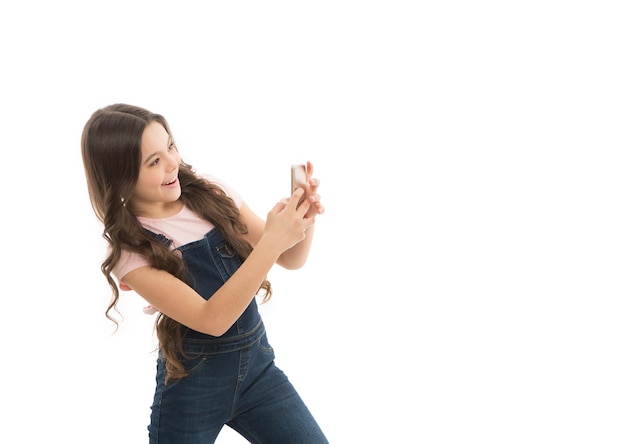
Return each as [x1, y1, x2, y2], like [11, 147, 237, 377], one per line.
[81, 104, 328, 443]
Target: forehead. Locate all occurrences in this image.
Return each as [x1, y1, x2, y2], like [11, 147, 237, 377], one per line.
[141, 121, 170, 153]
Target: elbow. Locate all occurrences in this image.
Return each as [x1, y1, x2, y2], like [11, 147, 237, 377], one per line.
[197, 326, 229, 337]
[200, 320, 233, 337]
[206, 327, 230, 337]
[196, 313, 236, 337]
[277, 256, 307, 270]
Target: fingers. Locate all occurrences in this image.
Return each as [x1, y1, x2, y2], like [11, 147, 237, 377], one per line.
[303, 162, 324, 216]
[311, 200, 325, 215]
[268, 199, 288, 217]
[289, 188, 306, 207]
[267, 190, 313, 247]
[296, 193, 312, 215]
[290, 162, 325, 216]
[305, 161, 317, 188]
[307, 178, 320, 195]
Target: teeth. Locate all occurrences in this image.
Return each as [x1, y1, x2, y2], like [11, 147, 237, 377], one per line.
[164, 178, 176, 185]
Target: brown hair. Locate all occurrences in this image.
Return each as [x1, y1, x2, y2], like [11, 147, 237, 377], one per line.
[81, 104, 271, 383]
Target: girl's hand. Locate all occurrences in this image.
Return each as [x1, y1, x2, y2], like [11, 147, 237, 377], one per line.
[300, 161, 325, 219]
[264, 189, 314, 253]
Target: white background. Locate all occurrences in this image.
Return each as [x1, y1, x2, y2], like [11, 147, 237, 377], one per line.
[1, 1, 625, 443]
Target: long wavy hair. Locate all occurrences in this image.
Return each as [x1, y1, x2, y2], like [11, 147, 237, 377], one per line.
[81, 103, 271, 383]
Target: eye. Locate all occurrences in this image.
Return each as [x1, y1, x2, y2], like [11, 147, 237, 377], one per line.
[168, 142, 177, 151]
[150, 157, 160, 166]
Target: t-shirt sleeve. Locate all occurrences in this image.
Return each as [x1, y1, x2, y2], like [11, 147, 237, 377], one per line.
[112, 249, 150, 291]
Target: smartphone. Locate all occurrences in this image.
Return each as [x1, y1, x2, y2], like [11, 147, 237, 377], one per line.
[291, 164, 307, 205]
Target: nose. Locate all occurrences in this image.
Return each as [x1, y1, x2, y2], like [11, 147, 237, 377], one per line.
[165, 151, 179, 171]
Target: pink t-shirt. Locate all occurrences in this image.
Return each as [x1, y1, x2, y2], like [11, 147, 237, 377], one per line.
[111, 174, 243, 291]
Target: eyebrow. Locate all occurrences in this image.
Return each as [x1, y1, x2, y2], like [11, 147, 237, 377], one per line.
[143, 137, 173, 165]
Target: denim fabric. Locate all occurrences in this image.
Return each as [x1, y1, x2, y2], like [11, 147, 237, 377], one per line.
[147, 229, 327, 443]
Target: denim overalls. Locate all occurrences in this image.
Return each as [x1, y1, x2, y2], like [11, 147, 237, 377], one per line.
[147, 229, 328, 444]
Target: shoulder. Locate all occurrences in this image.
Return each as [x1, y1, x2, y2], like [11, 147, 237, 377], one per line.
[110, 247, 150, 291]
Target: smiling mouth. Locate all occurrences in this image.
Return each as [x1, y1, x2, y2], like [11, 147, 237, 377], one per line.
[163, 177, 177, 186]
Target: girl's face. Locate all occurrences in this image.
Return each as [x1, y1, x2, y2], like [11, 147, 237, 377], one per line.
[131, 121, 182, 218]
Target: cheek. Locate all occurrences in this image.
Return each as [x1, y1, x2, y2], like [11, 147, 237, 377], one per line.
[137, 171, 162, 190]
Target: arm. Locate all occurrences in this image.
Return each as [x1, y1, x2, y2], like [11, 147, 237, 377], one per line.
[242, 161, 325, 270]
[123, 189, 313, 336]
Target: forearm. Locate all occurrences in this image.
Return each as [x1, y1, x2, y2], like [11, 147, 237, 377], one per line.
[277, 224, 315, 269]
[204, 236, 282, 333]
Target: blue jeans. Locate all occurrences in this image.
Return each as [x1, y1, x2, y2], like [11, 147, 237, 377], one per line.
[147, 229, 327, 443]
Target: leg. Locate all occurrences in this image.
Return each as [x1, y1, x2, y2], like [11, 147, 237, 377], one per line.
[148, 353, 239, 444]
[227, 362, 328, 444]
